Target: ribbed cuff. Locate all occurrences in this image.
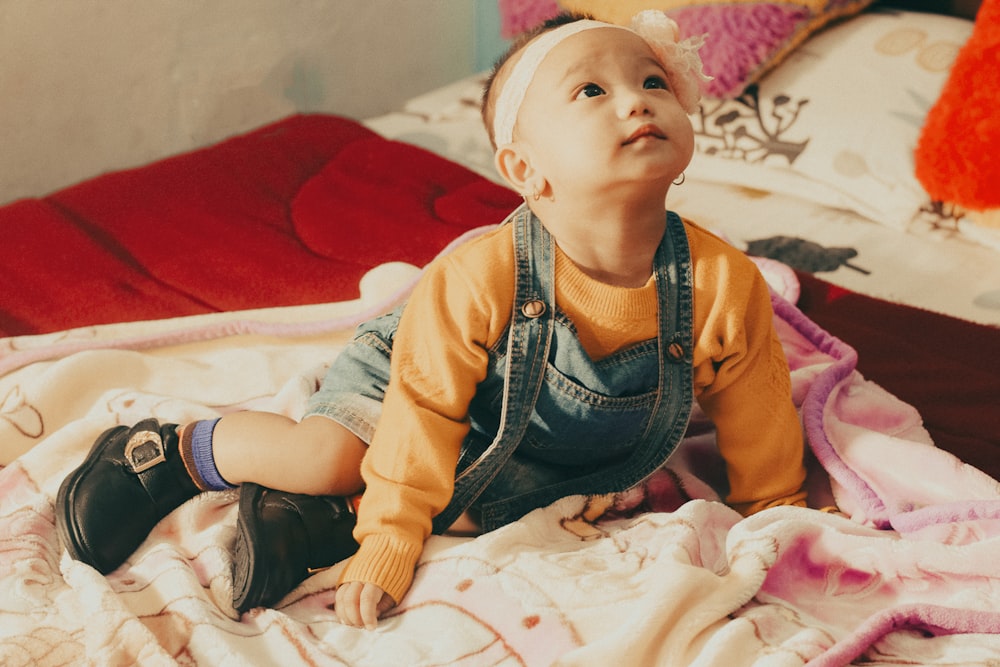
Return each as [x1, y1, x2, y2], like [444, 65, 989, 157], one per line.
[189, 418, 235, 491]
[337, 535, 423, 605]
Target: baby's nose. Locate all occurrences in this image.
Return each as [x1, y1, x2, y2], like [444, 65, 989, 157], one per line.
[618, 91, 652, 118]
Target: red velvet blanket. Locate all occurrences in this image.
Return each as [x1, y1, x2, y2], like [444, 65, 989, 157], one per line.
[1, 115, 519, 337]
[2, 114, 996, 478]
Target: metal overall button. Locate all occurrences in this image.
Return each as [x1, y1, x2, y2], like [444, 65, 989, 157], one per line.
[521, 300, 546, 318]
[667, 342, 685, 360]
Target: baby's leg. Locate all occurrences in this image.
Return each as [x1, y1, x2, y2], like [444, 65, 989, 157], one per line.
[211, 413, 366, 497]
[57, 411, 366, 578]
[221, 414, 368, 612]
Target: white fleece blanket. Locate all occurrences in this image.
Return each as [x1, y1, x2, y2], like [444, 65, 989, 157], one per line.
[3, 252, 1000, 667]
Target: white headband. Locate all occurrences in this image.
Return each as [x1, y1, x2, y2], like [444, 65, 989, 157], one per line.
[493, 20, 623, 147]
[491, 11, 711, 147]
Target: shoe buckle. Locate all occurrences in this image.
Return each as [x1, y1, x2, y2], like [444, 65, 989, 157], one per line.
[125, 429, 167, 473]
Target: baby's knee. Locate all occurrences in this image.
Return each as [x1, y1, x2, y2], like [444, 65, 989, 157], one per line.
[295, 416, 367, 495]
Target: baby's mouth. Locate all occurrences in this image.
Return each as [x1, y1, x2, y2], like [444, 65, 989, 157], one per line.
[623, 124, 666, 145]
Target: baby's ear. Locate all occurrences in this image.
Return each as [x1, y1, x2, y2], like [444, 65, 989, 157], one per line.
[493, 143, 537, 196]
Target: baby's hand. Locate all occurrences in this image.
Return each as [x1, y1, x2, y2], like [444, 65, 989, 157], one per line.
[335, 581, 395, 630]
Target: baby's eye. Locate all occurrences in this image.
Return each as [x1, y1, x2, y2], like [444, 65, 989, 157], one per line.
[575, 83, 605, 99]
[643, 75, 669, 90]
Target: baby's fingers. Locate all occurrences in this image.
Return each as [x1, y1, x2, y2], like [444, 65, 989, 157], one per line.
[335, 582, 365, 628]
[359, 584, 384, 630]
[335, 582, 394, 630]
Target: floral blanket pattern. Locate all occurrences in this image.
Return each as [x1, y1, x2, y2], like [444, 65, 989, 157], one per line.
[2, 256, 1000, 666]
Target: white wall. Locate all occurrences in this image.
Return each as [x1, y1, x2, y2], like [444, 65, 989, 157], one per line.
[0, 0, 476, 204]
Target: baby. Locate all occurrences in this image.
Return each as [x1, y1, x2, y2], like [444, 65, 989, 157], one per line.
[57, 11, 807, 630]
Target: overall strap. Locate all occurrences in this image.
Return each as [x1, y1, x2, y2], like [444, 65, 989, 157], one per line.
[431, 205, 555, 533]
[477, 211, 694, 530]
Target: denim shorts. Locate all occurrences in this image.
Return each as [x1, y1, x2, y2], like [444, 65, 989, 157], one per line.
[303, 308, 399, 444]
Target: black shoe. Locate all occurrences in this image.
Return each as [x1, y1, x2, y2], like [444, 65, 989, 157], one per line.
[56, 418, 200, 574]
[232, 483, 360, 613]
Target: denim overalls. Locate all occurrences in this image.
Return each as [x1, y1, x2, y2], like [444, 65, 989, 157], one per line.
[307, 204, 695, 534]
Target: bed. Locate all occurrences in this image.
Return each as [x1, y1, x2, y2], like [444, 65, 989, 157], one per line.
[2, 1, 999, 665]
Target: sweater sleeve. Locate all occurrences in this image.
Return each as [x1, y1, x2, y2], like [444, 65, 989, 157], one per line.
[337, 230, 514, 604]
[688, 225, 808, 515]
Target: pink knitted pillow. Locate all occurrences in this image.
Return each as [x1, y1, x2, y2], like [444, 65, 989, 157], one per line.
[670, 0, 876, 97]
[557, 0, 877, 98]
[499, 0, 561, 38]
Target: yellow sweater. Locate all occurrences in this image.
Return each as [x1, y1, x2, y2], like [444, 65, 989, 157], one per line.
[338, 218, 807, 603]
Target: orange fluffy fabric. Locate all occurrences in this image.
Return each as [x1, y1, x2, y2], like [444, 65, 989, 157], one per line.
[914, 0, 1000, 212]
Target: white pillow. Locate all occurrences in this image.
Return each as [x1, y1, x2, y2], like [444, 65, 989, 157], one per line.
[685, 10, 973, 229]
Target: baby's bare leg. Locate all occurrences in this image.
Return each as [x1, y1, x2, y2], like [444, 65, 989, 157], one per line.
[211, 413, 366, 497]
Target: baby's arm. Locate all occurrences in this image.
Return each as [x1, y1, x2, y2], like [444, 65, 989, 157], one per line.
[334, 233, 513, 624]
[335, 581, 395, 629]
[692, 241, 807, 513]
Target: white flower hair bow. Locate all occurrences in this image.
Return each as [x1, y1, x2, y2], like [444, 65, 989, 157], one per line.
[630, 10, 712, 115]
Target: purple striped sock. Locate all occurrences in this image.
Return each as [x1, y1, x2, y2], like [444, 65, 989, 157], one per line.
[189, 418, 236, 491]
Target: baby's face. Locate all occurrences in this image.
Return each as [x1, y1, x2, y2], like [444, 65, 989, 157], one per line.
[514, 27, 694, 196]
